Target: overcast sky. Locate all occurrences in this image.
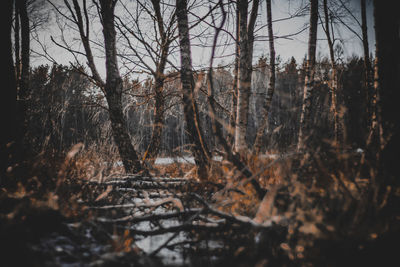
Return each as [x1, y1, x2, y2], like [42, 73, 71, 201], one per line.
[255, 0, 374, 62]
[31, 0, 375, 81]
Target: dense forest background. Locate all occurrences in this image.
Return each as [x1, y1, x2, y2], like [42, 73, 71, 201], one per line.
[26, 55, 369, 157]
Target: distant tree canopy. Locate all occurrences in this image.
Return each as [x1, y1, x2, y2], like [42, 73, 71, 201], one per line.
[25, 54, 371, 158]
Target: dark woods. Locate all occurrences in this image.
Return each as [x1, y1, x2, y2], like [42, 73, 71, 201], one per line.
[8, 55, 374, 158]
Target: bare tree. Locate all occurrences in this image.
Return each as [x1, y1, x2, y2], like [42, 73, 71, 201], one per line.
[331, 0, 373, 133]
[14, 0, 20, 91]
[116, 0, 177, 164]
[1, 0, 18, 178]
[51, 0, 143, 173]
[176, 0, 211, 179]
[253, 0, 276, 154]
[320, 0, 339, 145]
[234, 0, 259, 154]
[372, 0, 400, 208]
[297, 0, 319, 150]
[16, 0, 30, 101]
[142, 0, 174, 162]
[98, 0, 143, 173]
[206, 0, 265, 198]
[14, 0, 30, 156]
[227, 3, 239, 147]
[359, 0, 374, 144]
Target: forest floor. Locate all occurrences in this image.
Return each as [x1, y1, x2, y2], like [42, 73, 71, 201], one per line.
[1, 151, 399, 267]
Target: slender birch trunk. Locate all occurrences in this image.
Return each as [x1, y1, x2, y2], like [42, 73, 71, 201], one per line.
[360, 0, 374, 136]
[322, 0, 339, 145]
[234, 0, 250, 154]
[15, 0, 30, 157]
[176, 0, 210, 179]
[142, 0, 170, 163]
[234, 0, 259, 155]
[297, 0, 319, 150]
[142, 75, 165, 162]
[207, 1, 265, 199]
[253, 0, 275, 154]
[18, 0, 29, 101]
[14, 1, 20, 91]
[227, 4, 240, 147]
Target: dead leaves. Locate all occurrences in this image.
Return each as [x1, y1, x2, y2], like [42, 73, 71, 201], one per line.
[253, 185, 278, 224]
[95, 185, 113, 202]
[112, 229, 140, 254]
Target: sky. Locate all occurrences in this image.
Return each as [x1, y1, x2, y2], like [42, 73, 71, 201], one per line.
[253, 0, 375, 64]
[31, 0, 375, 81]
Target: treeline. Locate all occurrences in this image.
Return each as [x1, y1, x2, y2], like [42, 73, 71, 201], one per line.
[25, 55, 370, 157]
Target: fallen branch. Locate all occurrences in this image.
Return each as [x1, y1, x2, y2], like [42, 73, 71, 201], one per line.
[149, 209, 203, 256]
[96, 209, 203, 224]
[90, 197, 184, 211]
[123, 222, 228, 236]
[192, 193, 285, 228]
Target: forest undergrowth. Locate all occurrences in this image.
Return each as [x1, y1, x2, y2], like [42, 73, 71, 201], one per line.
[1, 142, 399, 266]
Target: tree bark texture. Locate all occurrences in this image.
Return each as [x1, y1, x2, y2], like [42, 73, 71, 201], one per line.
[71, 0, 103, 88]
[142, 76, 165, 162]
[17, 0, 30, 101]
[322, 0, 339, 145]
[99, 0, 143, 173]
[253, 0, 275, 154]
[176, 0, 210, 179]
[142, 0, 170, 163]
[373, 0, 400, 193]
[361, 0, 373, 127]
[234, 0, 259, 154]
[15, 0, 30, 159]
[227, 4, 240, 147]
[14, 0, 20, 91]
[206, 1, 265, 198]
[1, 0, 18, 179]
[297, 0, 319, 150]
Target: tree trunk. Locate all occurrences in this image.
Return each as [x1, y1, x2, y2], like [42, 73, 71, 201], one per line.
[227, 3, 240, 147]
[1, 0, 18, 179]
[72, 0, 103, 88]
[297, 0, 319, 150]
[18, 0, 29, 101]
[142, 76, 165, 162]
[361, 0, 373, 131]
[206, 1, 265, 198]
[373, 0, 400, 199]
[14, 0, 20, 91]
[15, 0, 30, 159]
[142, 0, 170, 163]
[176, 0, 210, 179]
[64, 0, 104, 91]
[234, 0, 259, 155]
[105, 88, 142, 173]
[361, 0, 375, 151]
[99, 0, 143, 173]
[322, 0, 339, 146]
[253, 0, 275, 154]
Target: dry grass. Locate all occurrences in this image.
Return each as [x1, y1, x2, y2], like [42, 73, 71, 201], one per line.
[150, 162, 195, 178]
[192, 147, 399, 264]
[2, 141, 398, 265]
